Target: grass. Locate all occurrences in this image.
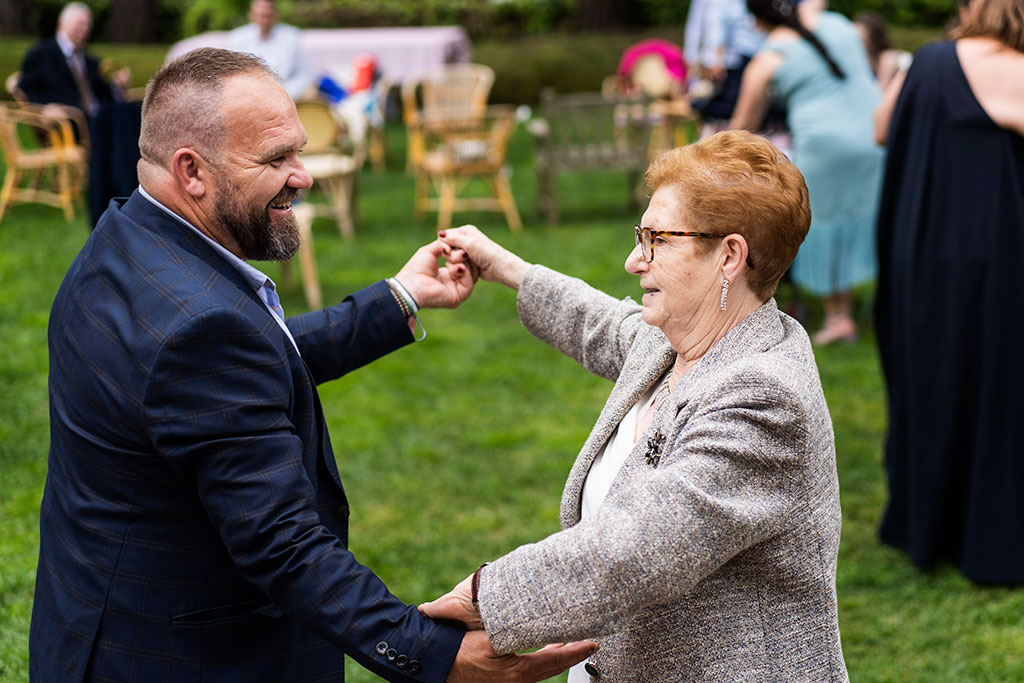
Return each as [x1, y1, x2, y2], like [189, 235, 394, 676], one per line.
[2, 21, 1018, 683]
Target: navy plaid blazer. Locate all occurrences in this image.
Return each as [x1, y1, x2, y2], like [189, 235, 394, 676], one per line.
[30, 191, 463, 682]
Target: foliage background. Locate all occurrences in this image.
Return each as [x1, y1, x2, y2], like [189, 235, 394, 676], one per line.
[3, 0, 959, 44]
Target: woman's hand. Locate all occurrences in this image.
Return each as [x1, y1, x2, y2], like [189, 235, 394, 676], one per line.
[439, 225, 532, 291]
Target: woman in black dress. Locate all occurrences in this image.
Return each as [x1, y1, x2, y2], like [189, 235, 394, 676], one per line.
[874, 0, 1024, 584]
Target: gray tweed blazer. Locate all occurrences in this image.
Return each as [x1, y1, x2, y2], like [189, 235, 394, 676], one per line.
[477, 266, 847, 682]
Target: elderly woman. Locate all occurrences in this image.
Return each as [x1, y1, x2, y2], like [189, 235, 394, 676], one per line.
[423, 130, 847, 681]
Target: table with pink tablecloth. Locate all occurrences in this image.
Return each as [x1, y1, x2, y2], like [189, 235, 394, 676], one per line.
[165, 26, 471, 83]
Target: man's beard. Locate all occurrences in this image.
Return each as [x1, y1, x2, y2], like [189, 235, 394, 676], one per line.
[216, 181, 302, 262]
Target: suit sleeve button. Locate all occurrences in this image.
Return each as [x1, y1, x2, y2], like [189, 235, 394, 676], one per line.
[584, 662, 602, 678]
[395, 654, 408, 668]
[408, 660, 421, 674]
[386, 648, 398, 662]
[375, 641, 388, 655]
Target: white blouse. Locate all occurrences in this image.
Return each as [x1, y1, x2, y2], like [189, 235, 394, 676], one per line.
[568, 383, 659, 683]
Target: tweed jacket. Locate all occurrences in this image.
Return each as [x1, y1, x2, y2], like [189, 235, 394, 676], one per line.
[478, 266, 847, 682]
[31, 191, 462, 682]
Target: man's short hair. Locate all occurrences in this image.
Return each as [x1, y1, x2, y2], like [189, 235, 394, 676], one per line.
[58, 2, 91, 26]
[139, 48, 277, 167]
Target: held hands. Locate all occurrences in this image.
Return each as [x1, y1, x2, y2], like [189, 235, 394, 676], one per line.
[421, 572, 598, 682]
[394, 240, 475, 309]
[438, 225, 532, 290]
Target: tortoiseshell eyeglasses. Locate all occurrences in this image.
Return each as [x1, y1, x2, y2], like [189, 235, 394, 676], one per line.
[634, 225, 754, 268]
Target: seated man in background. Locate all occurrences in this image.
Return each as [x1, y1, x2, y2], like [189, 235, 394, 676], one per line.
[18, 2, 128, 116]
[18, 1, 140, 227]
[229, 0, 314, 99]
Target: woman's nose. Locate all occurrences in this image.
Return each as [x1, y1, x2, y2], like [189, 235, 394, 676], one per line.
[624, 243, 647, 274]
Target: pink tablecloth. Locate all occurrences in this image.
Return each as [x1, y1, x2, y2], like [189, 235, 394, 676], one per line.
[165, 26, 471, 84]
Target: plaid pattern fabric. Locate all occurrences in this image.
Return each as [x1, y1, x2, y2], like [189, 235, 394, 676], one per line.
[31, 191, 463, 682]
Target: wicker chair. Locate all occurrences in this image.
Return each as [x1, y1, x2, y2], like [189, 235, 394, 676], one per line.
[401, 63, 494, 173]
[412, 104, 521, 231]
[0, 101, 88, 222]
[295, 99, 364, 239]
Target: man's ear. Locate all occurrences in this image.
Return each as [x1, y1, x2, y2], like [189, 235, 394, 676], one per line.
[170, 148, 210, 199]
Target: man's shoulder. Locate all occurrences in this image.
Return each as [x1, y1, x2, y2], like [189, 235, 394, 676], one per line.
[228, 23, 258, 45]
[271, 23, 302, 44]
[22, 37, 60, 62]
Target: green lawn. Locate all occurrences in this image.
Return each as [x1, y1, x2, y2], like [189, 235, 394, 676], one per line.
[3, 23, 1020, 683]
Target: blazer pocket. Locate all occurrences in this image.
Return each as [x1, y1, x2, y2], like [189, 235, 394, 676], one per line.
[171, 598, 282, 627]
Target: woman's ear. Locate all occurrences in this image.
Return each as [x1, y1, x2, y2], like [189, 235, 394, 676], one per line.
[170, 148, 209, 199]
[721, 233, 750, 281]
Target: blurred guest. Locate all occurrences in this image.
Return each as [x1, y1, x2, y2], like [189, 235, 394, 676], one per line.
[730, 0, 884, 344]
[229, 0, 314, 99]
[18, 2, 128, 115]
[874, 0, 1024, 584]
[687, 0, 768, 125]
[18, 1, 140, 227]
[425, 131, 848, 682]
[855, 11, 912, 89]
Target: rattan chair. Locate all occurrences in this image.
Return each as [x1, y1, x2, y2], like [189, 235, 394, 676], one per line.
[295, 99, 364, 239]
[0, 101, 87, 222]
[401, 63, 494, 173]
[413, 104, 521, 231]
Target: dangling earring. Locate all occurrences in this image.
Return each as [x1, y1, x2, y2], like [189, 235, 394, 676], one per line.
[720, 277, 730, 311]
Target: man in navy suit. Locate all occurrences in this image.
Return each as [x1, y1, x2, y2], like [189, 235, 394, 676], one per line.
[18, 2, 127, 114]
[19, 2, 139, 227]
[31, 47, 593, 682]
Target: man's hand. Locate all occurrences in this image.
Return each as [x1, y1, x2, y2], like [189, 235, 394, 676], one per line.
[112, 66, 132, 91]
[438, 225, 531, 291]
[394, 240, 475, 309]
[419, 572, 480, 629]
[448, 631, 597, 683]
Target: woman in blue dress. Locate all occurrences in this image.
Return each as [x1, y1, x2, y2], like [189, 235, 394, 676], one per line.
[730, 0, 884, 344]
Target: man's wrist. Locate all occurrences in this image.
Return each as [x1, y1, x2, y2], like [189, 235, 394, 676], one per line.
[386, 278, 426, 342]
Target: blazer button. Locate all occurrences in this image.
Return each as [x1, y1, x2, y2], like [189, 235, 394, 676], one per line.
[408, 660, 421, 675]
[584, 661, 602, 678]
[395, 654, 408, 668]
[386, 648, 398, 662]
[375, 641, 388, 656]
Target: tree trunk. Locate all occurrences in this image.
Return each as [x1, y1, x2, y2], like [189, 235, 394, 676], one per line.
[576, 0, 644, 29]
[109, 0, 155, 43]
[0, 0, 37, 36]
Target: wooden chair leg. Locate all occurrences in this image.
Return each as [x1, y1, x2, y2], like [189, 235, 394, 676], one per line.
[328, 175, 355, 240]
[490, 170, 522, 232]
[437, 174, 456, 231]
[57, 162, 74, 222]
[292, 203, 322, 310]
[539, 164, 558, 225]
[413, 170, 429, 221]
[0, 166, 20, 222]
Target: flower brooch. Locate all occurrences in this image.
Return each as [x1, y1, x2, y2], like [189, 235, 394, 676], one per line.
[644, 429, 666, 467]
